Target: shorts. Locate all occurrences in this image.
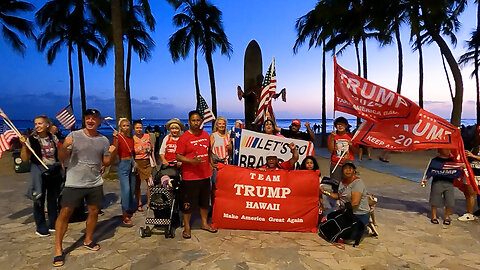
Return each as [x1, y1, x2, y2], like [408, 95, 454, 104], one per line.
[429, 181, 454, 207]
[61, 185, 104, 208]
[180, 178, 211, 213]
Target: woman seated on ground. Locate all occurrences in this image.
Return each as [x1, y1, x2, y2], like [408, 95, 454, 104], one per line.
[159, 118, 184, 168]
[300, 156, 331, 216]
[320, 162, 370, 244]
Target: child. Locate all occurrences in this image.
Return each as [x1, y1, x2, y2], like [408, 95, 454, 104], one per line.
[421, 148, 464, 225]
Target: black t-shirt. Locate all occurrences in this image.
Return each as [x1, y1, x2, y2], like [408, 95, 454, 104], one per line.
[280, 128, 312, 142]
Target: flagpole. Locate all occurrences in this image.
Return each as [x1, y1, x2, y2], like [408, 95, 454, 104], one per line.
[331, 123, 362, 174]
[0, 112, 49, 170]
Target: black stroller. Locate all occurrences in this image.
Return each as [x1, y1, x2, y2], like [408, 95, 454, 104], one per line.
[139, 164, 181, 238]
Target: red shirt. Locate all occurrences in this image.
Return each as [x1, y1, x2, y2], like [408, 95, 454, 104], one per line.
[164, 136, 178, 162]
[176, 130, 212, 180]
[114, 134, 134, 159]
[329, 132, 355, 165]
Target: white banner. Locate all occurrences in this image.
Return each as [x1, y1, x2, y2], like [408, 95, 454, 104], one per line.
[232, 128, 315, 168]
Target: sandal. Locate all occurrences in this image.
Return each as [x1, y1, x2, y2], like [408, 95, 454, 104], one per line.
[182, 230, 191, 239]
[200, 226, 218, 233]
[430, 218, 439, 224]
[52, 254, 65, 267]
[443, 219, 451, 225]
[83, 241, 100, 251]
[137, 205, 144, 212]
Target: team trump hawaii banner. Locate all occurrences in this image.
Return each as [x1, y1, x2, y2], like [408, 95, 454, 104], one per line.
[211, 165, 319, 232]
[232, 128, 314, 168]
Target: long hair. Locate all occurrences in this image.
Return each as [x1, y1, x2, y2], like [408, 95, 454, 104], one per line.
[117, 118, 130, 132]
[213, 116, 228, 133]
[263, 119, 278, 135]
[300, 156, 319, 170]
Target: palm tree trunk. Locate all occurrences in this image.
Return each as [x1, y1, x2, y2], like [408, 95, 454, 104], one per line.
[395, 22, 403, 94]
[362, 32, 367, 79]
[126, 40, 132, 104]
[194, 39, 201, 104]
[431, 32, 464, 127]
[68, 44, 74, 111]
[205, 48, 217, 118]
[355, 42, 361, 77]
[77, 45, 86, 127]
[321, 41, 327, 145]
[417, 34, 424, 108]
[112, 0, 131, 123]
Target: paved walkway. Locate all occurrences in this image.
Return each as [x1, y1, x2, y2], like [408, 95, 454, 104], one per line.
[315, 148, 424, 183]
[1, 154, 480, 269]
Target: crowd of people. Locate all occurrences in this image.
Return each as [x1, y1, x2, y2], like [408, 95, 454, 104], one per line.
[15, 108, 480, 266]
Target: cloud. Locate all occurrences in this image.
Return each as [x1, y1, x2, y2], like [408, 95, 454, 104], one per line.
[149, 96, 159, 101]
[0, 92, 183, 120]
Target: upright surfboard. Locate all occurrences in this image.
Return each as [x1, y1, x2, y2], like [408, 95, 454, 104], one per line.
[244, 40, 263, 131]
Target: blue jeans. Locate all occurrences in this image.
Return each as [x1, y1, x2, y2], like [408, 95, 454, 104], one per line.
[118, 159, 137, 211]
[31, 163, 63, 234]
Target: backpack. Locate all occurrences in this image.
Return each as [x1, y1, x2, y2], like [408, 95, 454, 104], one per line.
[318, 203, 363, 245]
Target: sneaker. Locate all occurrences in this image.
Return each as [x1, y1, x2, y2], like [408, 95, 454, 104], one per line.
[458, 213, 477, 221]
[35, 231, 50, 237]
[49, 229, 56, 233]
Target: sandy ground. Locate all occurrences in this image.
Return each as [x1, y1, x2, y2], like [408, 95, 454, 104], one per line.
[1, 148, 480, 269]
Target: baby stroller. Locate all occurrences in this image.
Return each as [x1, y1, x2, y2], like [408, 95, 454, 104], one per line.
[139, 164, 181, 238]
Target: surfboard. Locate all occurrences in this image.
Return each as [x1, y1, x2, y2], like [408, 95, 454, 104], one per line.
[244, 40, 263, 131]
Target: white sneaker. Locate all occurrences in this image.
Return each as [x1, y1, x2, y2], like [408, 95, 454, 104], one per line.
[35, 231, 50, 237]
[458, 213, 477, 221]
[49, 229, 55, 233]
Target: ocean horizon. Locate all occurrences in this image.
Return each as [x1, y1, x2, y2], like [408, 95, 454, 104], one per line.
[9, 118, 479, 135]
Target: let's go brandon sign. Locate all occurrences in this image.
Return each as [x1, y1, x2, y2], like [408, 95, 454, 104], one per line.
[212, 165, 319, 232]
[232, 128, 314, 168]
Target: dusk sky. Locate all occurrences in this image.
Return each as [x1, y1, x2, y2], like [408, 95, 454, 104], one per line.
[0, 0, 478, 120]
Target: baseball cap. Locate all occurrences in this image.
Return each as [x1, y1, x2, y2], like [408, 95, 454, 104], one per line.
[334, 117, 349, 126]
[291, 119, 301, 126]
[342, 161, 356, 170]
[84, 108, 101, 118]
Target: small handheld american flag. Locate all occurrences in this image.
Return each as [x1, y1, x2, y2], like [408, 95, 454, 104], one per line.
[0, 125, 18, 158]
[197, 94, 216, 129]
[56, 105, 76, 130]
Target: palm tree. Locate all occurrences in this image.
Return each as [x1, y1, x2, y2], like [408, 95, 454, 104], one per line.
[419, 0, 466, 127]
[406, 0, 425, 108]
[294, 1, 333, 143]
[169, 0, 232, 117]
[37, 0, 103, 120]
[168, 0, 203, 103]
[459, 0, 480, 125]
[0, 0, 35, 55]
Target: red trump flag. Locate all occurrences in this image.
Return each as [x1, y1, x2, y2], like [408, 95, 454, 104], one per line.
[212, 165, 319, 232]
[334, 57, 421, 123]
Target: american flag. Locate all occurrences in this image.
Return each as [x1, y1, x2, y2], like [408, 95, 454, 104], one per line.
[56, 105, 76, 130]
[197, 94, 215, 129]
[253, 57, 277, 125]
[0, 127, 18, 158]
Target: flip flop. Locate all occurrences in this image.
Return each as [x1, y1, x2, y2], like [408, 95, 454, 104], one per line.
[182, 230, 191, 239]
[200, 226, 218, 233]
[443, 219, 451, 225]
[430, 218, 439, 224]
[52, 254, 65, 267]
[83, 241, 100, 251]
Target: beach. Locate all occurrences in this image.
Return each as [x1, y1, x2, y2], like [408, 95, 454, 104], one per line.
[1, 146, 480, 269]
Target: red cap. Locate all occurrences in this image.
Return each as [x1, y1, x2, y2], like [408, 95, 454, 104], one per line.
[291, 119, 301, 126]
